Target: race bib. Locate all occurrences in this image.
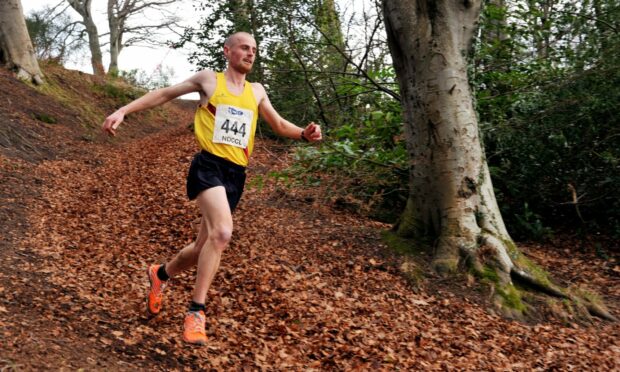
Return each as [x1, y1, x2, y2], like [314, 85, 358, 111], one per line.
[212, 104, 253, 148]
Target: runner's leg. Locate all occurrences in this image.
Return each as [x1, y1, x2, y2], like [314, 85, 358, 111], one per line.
[165, 218, 208, 277]
[191, 186, 232, 304]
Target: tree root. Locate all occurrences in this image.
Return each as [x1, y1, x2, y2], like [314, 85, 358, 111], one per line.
[511, 267, 617, 321]
[387, 228, 616, 322]
[16, 68, 44, 85]
[582, 302, 617, 322]
[510, 268, 565, 298]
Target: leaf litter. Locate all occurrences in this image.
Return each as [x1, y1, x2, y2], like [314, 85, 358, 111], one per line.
[0, 123, 618, 370]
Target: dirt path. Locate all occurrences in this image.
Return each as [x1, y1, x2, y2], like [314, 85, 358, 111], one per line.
[1, 124, 619, 370]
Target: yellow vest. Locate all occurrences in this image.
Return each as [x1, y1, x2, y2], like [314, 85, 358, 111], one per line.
[194, 72, 258, 166]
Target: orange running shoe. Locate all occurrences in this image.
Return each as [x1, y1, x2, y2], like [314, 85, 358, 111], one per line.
[183, 310, 207, 345]
[146, 264, 167, 316]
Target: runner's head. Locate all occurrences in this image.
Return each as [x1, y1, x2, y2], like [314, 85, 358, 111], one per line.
[224, 32, 257, 74]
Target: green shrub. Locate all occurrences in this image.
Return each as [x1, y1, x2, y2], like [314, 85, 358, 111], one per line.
[479, 41, 620, 238]
[284, 96, 408, 222]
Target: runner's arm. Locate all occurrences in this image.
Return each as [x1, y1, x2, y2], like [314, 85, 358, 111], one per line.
[102, 71, 212, 136]
[256, 84, 322, 142]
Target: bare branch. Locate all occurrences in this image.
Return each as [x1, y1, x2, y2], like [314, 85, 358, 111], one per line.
[359, 12, 383, 70]
[116, 0, 176, 18]
[293, 10, 400, 101]
[287, 16, 331, 127]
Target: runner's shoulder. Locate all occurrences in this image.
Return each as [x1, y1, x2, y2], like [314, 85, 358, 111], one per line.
[250, 82, 267, 100]
[191, 69, 217, 84]
[250, 81, 265, 90]
[185, 70, 217, 97]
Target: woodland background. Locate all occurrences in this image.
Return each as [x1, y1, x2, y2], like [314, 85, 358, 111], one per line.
[0, 0, 618, 369]
[20, 0, 620, 241]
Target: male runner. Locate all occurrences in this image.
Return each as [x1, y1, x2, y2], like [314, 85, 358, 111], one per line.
[102, 31, 321, 345]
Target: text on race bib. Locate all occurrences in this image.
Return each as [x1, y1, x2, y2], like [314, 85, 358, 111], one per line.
[212, 104, 254, 148]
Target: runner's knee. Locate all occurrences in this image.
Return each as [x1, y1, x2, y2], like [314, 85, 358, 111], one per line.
[208, 225, 232, 248]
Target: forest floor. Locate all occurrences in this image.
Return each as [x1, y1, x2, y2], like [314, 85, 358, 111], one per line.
[1, 65, 619, 370]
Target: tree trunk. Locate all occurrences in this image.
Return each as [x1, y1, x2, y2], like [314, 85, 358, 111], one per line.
[85, 21, 105, 76]
[316, 0, 344, 48]
[235, 0, 264, 81]
[316, 0, 347, 127]
[478, 0, 511, 74]
[383, 0, 514, 275]
[107, 0, 121, 76]
[67, 0, 105, 76]
[381, 0, 616, 321]
[538, 0, 552, 60]
[248, 2, 265, 83]
[0, 0, 44, 85]
[484, 0, 508, 44]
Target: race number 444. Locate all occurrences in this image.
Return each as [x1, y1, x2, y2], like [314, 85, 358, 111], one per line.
[213, 104, 254, 148]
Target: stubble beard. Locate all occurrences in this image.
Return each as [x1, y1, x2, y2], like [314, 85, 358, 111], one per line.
[234, 62, 253, 75]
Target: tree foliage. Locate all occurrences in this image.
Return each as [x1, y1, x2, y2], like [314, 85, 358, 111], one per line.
[287, 79, 407, 221]
[175, 0, 394, 127]
[474, 0, 620, 238]
[176, 0, 338, 125]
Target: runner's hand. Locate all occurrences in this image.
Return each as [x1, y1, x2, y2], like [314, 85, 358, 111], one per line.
[303, 122, 322, 142]
[102, 111, 125, 136]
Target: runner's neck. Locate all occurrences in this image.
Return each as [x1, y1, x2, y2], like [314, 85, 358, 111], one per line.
[223, 69, 246, 90]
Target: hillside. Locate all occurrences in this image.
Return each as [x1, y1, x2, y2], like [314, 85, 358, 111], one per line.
[0, 62, 195, 253]
[0, 65, 619, 370]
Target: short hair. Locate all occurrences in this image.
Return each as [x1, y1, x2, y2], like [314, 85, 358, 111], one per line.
[224, 32, 254, 47]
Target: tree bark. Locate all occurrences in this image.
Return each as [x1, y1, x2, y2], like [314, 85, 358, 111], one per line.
[0, 0, 44, 84]
[382, 0, 514, 276]
[107, 0, 121, 75]
[381, 0, 617, 321]
[67, 0, 105, 76]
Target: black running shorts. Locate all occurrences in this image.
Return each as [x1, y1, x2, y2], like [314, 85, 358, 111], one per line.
[186, 150, 247, 212]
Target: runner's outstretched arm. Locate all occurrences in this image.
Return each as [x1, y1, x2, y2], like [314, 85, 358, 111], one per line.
[102, 71, 214, 136]
[255, 83, 322, 142]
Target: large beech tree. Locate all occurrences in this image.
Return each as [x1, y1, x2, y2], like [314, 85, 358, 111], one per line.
[0, 0, 44, 84]
[381, 0, 613, 319]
